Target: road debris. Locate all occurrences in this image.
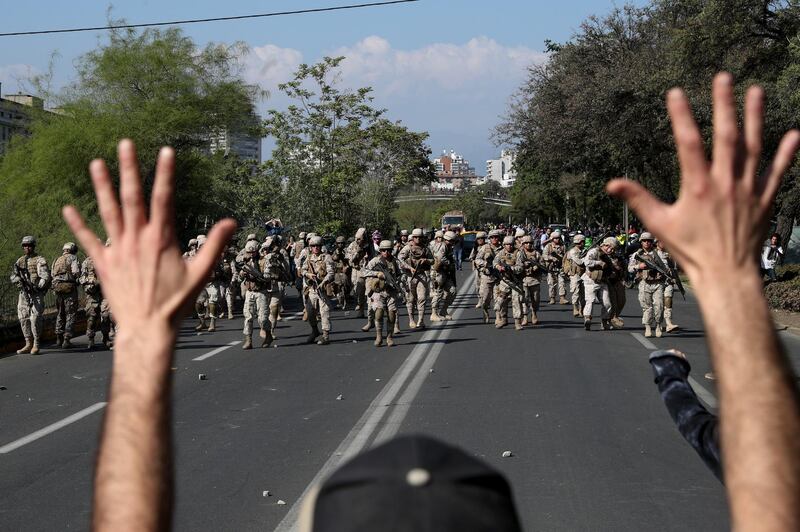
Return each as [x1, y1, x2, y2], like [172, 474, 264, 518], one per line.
[277, 500, 286, 505]
[501, 450, 513, 458]
[262, 490, 271, 497]
[336, 394, 343, 400]
[198, 374, 208, 381]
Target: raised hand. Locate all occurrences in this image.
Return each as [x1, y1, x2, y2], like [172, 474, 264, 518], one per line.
[607, 73, 800, 283]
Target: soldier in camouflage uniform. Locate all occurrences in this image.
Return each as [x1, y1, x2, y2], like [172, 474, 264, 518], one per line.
[80, 249, 112, 350]
[656, 239, 680, 333]
[237, 241, 271, 349]
[261, 237, 290, 345]
[430, 231, 457, 321]
[346, 228, 373, 325]
[330, 236, 350, 309]
[628, 232, 665, 338]
[582, 237, 616, 331]
[364, 240, 403, 347]
[302, 236, 335, 345]
[492, 236, 518, 329]
[606, 238, 627, 329]
[393, 230, 409, 256]
[51, 242, 81, 348]
[515, 235, 543, 328]
[468, 232, 486, 301]
[472, 231, 497, 324]
[564, 234, 586, 318]
[10, 236, 50, 355]
[397, 228, 433, 329]
[542, 231, 569, 305]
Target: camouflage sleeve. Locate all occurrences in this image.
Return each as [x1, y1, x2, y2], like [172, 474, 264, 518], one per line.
[583, 248, 604, 270]
[627, 253, 640, 274]
[37, 257, 50, 287]
[10, 257, 21, 284]
[363, 256, 382, 278]
[323, 255, 336, 284]
[70, 255, 80, 276]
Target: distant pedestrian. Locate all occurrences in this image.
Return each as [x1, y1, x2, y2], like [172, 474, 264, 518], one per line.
[760, 233, 784, 282]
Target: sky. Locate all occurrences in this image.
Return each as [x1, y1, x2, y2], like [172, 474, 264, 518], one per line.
[0, 0, 647, 168]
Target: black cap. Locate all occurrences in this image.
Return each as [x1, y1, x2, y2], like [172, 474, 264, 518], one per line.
[311, 434, 521, 532]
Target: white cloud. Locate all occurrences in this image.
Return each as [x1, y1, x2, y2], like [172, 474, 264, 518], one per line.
[0, 64, 39, 94]
[242, 44, 304, 89]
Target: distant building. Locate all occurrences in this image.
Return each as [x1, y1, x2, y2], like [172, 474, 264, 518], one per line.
[486, 149, 516, 188]
[0, 84, 44, 156]
[431, 149, 479, 190]
[209, 113, 263, 162]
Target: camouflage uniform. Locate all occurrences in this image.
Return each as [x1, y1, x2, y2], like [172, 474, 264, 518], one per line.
[492, 236, 518, 329]
[657, 242, 680, 332]
[238, 241, 272, 349]
[10, 236, 50, 354]
[542, 234, 568, 304]
[431, 231, 457, 321]
[51, 243, 81, 348]
[397, 229, 433, 329]
[628, 233, 665, 337]
[346, 228, 372, 323]
[514, 236, 543, 328]
[302, 237, 335, 345]
[581, 242, 613, 330]
[364, 240, 403, 346]
[79, 255, 112, 350]
[472, 231, 497, 324]
[330, 237, 351, 309]
[564, 235, 586, 317]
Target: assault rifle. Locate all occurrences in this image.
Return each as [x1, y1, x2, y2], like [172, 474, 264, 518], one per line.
[240, 263, 274, 290]
[371, 261, 399, 292]
[634, 252, 686, 300]
[14, 263, 35, 305]
[579, 232, 612, 259]
[488, 266, 525, 296]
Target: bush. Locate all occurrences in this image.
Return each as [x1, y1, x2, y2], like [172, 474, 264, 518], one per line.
[765, 275, 800, 312]
[776, 264, 800, 282]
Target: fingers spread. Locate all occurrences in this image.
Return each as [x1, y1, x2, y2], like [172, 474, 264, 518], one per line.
[711, 73, 739, 180]
[89, 159, 122, 241]
[149, 147, 176, 244]
[666, 88, 708, 194]
[62, 205, 105, 261]
[186, 219, 238, 294]
[118, 139, 147, 233]
[760, 129, 800, 210]
[743, 86, 764, 189]
[606, 179, 667, 233]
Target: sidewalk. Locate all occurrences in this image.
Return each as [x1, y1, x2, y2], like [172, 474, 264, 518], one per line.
[772, 309, 800, 336]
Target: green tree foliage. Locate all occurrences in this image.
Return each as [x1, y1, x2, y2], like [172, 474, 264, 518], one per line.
[262, 57, 434, 236]
[497, 0, 800, 235]
[0, 26, 262, 292]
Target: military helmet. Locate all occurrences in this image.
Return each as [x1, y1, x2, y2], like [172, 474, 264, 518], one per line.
[602, 237, 618, 248]
[503, 236, 515, 245]
[188, 238, 198, 247]
[400, 229, 409, 236]
[435, 230, 444, 239]
[488, 229, 502, 238]
[573, 234, 586, 244]
[379, 239, 393, 250]
[264, 236, 274, 249]
[309, 236, 323, 246]
[335, 236, 345, 244]
[411, 228, 424, 237]
[63, 242, 77, 252]
[21, 235, 36, 246]
[521, 235, 533, 244]
[514, 227, 526, 238]
[551, 230, 562, 239]
[445, 231, 458, 242]
[298, 232, 307, 240]
[355, 227, 367, 239]
[244, 241, 259, 253]
[197, 235, 207, 247]
[260, 241, 270, 251]
[640, 231, 654, 242]
[246, 233, 258, 242]
[476, 231, 487, 240]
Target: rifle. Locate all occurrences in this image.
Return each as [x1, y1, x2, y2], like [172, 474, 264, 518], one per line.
[634, 252, 685, 300]
[306, 256, 326, 299]
[240, 262, 273, 290]
[488, 266, 525, 296]
[14, 263, 35, 305]
[371, 261, 399, 292]
[580, 232, 611, 259]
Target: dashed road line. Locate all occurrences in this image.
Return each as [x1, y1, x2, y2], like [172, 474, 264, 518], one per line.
[192, 340, 242, 361]
[0, 402, 107, 454]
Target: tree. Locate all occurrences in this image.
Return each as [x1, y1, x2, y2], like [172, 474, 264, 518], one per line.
[262, 57, 434, 236]
[0, 26, 263, 283]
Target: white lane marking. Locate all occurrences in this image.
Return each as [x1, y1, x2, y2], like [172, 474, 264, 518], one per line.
[0, 402, 107, 454]
[192, 340, 242, 361]
[283, 311, 304, 322]
[274, 272, 476, 532]
[629, 332, 718, 409]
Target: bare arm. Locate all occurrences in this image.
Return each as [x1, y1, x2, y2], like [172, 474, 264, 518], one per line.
[608, 73, 800, 531]
[63, 140, 236, 531]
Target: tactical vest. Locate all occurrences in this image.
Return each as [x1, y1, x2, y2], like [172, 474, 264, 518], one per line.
[307, 254, 328, 278]
[16, 255, 41, 286]
[636, 250, 665, 282]
[408, 245, 430, 270]
[82, 258, 99, 285]
[521, 250, 541, 277]
[563, 247, 583, 276]
[496, 250, 516, 267]
[52, 254, 77, 294]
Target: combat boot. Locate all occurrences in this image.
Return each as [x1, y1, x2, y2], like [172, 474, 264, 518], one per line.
[30, 340, 40, 355]
[601, 319, 612, 331]
[102, 333, 113, 350]
[573, 304, 581, 317]
[514, 319, 523, 331]
[393, 317, 401, 335]
[306, 326, 320, 345]
[549, 297, 556, 305]
[559, 297, 568, 305]
[317, 331, 330, 345]
[482, 309, 490, 324]
[242, 334, 252, 350]
[361, 317, 374, 332]
[495, 318, 506, 329]
[86, 334, 95, 351]
[387, 310, 398, 346]
[302, 309, 308, 321]
[194, 316, 207, 331]
[430, 311, 442, 322]
[17, 339, 32, 354]
[655, 325, 663, 338]
[408, 317, 417, 329]
[644, 324, 653, 338]
[584, 319, 591, 331]
[261, 328, 273, 348]
[374, 309, 384, 347]
[62, 334, 73, 349]
[521, 315, 528, 326]
[610, 317, 625, 329]
[531, 312, 539, 325]
[55, 334, 64, 348]
[207, 303, 217, 332]
[665, 317, 679, 333]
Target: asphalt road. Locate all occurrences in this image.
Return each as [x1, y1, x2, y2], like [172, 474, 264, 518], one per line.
[2, 269, 799, 531]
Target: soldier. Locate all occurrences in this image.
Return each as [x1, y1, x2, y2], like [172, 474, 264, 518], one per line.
[606, 238, 627, 329]
[428, 231, 447, 319]
[393, 229, 409, 255]
[656, 239, 680, 333]
[542, 231, 568, 305]
[219, 246, 237, 319]
[564, 234, 586, 317]
[515, 235, 543, 328]
[330, 236, 350, 309]
[182, 238, 198, 259]
[51, 242, 81, 348]
[468, 232, 485, 301]
[10, 236, 50, 355]
[397, 228, 433, 329]
[431, 231, 458, 321]
[428, 230, 444, 255]
[472, 231, 497, 323]
[192, 235, 218, 332]
[238, 241, 270, 349]
[301, 236, 335, 345]
[363, 240, 403, 346]
[628, 232, 665, 338]
[492, 236, 519, 329]
[261, 237, 289, 343]
[80, 246, 112, 350]
[346, 227, 372, 322]
[582, 237, 615, 331]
